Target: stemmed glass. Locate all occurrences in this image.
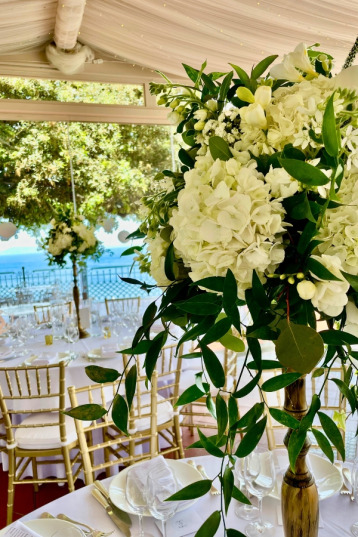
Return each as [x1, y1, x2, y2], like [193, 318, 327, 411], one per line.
[125, 468, 151, 537]
[244, 450, 276, 537]
[350, 457, 358, 536]
[234, 457, 259, 520]
[146, 467, 178, 537]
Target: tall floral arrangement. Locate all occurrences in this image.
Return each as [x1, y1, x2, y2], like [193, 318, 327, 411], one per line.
[69, 43, 358, 535]
[42, 205, 103, 267]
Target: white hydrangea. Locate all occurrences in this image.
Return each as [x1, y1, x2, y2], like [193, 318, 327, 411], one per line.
[169, 154, 287, 298]
[146, 233, 173, 287]
[310, 255, 349, 317]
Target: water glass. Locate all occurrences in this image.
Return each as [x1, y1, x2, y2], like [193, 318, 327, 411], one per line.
[125, 468, 151, 537]
[244, 450, 276, 537]
[234, 457, 258, 520]
[350, 458, 358, 536]
[146, 468, 178, 537]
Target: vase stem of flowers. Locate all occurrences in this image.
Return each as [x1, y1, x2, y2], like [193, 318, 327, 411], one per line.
[72, 258, 90, 339]
[281, 376, 319, 537]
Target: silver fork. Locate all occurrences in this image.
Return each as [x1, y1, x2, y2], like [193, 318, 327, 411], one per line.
[187, 460, 220, 495]
[40, 512, 113, 537]
[334, 462, 351, 496]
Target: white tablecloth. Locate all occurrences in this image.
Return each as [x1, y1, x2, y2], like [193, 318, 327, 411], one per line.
[0, 455, 357, 537]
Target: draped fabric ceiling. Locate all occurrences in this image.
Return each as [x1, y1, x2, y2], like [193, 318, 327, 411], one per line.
[0, 0, 358, 83]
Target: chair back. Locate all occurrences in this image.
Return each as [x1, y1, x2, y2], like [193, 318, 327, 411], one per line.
[105, 296, 140, 316]
[33, 302, 72, 325]
[0, 362, 69, 447]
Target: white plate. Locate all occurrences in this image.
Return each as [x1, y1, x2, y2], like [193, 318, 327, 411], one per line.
[0, 519, 86, 536]
[87, 348, 118, 360]
[109, 459, 203, 515]
[271, 450, 343, 501]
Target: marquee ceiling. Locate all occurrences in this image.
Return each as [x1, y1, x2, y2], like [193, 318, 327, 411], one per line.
[0, 0, 358, 84]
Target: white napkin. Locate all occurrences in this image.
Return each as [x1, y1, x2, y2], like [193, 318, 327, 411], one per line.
[128, 456, 172, 489]
[2, 521, 42, 537]
[24, 353, 56, 366]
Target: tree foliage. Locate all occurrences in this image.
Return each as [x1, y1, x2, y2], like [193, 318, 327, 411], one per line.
[0, 78, 173, 228]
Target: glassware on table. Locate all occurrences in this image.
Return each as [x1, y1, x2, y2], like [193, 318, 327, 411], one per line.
[146, 467, 178, 537]
[244, 449, 276, 537]
[234, 457, 259, 520]
[125, 467, 151, 537]
[350, 458, 358, 536]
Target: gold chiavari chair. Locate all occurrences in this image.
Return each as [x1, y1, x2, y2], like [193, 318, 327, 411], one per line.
[104, 296, 141, 316]
[0, 362, 82, 524]
[33, 301, 72, 325]
[180, 347, 240, 435]
[0, 414, 6, 453]
[68, 372, 159, 485]
[258, 365, 347, 458]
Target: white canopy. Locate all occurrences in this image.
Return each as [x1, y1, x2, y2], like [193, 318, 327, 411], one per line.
[0, 0, 357, 82]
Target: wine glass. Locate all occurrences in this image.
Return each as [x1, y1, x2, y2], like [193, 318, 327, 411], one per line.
[125, 468, 151, 537]
[234, 457, 259, 520]
[146, 467, 178, 537]
[244, 450, 276, 537]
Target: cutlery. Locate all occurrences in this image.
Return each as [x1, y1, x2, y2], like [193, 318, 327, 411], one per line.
[91, 488, 132, 537]
[94, 480, 132, 526]
[187, 460, 220, 495]
[40, 512, 113, 537]
[342, 467, 355, 501]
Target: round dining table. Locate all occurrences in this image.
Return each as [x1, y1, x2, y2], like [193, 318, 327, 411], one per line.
[1, 455, 357, 537]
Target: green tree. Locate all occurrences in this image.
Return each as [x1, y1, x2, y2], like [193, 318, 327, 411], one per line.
[0, 78, 173, 228]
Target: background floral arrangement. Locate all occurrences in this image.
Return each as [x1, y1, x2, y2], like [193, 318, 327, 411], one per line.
[42, 205, 104, 267]
[69, 43, 358, 536]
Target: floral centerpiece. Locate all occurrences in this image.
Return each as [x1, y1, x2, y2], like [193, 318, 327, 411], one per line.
[69, 43, 358, 536]
[42, 205, 103, 337]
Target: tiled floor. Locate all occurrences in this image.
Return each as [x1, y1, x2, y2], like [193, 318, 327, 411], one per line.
[0, 427, 204, 530]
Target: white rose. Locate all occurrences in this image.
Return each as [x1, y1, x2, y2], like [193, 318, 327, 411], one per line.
[297, 280, 316, 300]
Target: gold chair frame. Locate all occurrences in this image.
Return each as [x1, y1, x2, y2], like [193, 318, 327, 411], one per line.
[33, 302, 72, 325]
[104, 296, 141, 316]
[0, 362, 82, 524]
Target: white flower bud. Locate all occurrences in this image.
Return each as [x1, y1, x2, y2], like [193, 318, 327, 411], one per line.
[241, 103, 267, 129]
[297, 280, 316, 300]
[206, 99, 218, 112]
[194, 120, 206, 131]
[254, 86, 272, 109]
[194, 109, 208, 121]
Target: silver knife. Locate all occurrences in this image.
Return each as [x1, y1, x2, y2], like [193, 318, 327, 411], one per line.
[94, 481, 132, 526]
[91, 488, 131, 537]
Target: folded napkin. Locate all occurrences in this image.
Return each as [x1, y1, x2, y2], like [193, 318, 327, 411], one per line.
[128, 455, 173, 489]
[3, 520, 42, 537]
[0, 349, 16, 361]
[24, 353, 57, 366]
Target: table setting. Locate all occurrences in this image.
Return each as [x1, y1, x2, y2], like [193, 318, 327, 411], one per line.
[3, 453, 358, 537]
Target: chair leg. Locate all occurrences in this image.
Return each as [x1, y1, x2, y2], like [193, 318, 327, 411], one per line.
[7, 449, 15, 525]
[173, 417, 184, 459]
[32, 457, 39, 493]
[62, 447, 75, 492]
[188, 403, 195, 435]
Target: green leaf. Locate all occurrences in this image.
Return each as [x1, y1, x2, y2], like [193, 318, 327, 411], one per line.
[142, 301, 158, 331]
[120, 246, 143, 256]
[261, 372, 302, 392]
[64, 404, 107, 421]
[219, 333, 245, 352]
[318, 411, 345, 460]
[176, 293, 222, 315]
[176, 315, 217, 348]
[331, 378, 356, 413]
[164, 242, 176, 281]
[85, 365, 120, 384]
[269, 408, 300, 429]
[312, 367, 325, 378]
[201, 345, 226, 388]
[233, 373, 260, 398]
[175, 383, 209, 407]
[188, 433, 226, 449]
[311, 428, 334, 463]
[198, 429, 225, 457]
[232, 403, 264, 430]
[209, 136, 232, 161]
[112, 394, 129, 435]
[196, 60, 208, 87]
[322, 92, 339, 157]
[206, 393, 217, 420]
[235, 416, 267, 458]
[125, 364, 137, 410]
[195, 372, 206, 394]
[320, 330, 358, 346]
[182, 63, 200, 83]
[252, 270, 270, 309]
[282, 192, 316, 222]
[228, 396, 239, 428]
[218, 71, 234, 104]
[229, 63, 250, 86]
[201, 72, 218, 93]
[307, 258, 341, 281]
[167, 479, 212, 501]
[227, 528, 246, 537]
[251, 55, 278, 79]
[342, 271, 358, 292]
[192, 276, 225, 292]
[194, 511, 221, 537]
[300, 394, 321, 431]
[145, 332, 167, 380]
[231, 485, 251, 505]
[223, 269, 238, 310]
[247, 359, 281, 370]
[179, 148, 195, 168]
[247, 338, 262, 371]
[201, 317, 232, 346]
[119, 340, 151, 355]
[275, 321, 324, 374]
[181, 352, 202, 359]
[278, 158, 330, 187]
[216, 393, 228, 442]
[223, 466, 234, 514]
[288, 428, 306, 472]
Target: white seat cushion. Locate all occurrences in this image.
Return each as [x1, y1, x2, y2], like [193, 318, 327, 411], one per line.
[132, 394, 174, 431]
[15, 412, 80, 449]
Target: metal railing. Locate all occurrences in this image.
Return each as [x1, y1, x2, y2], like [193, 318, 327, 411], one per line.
[0, 264, 157, 305]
